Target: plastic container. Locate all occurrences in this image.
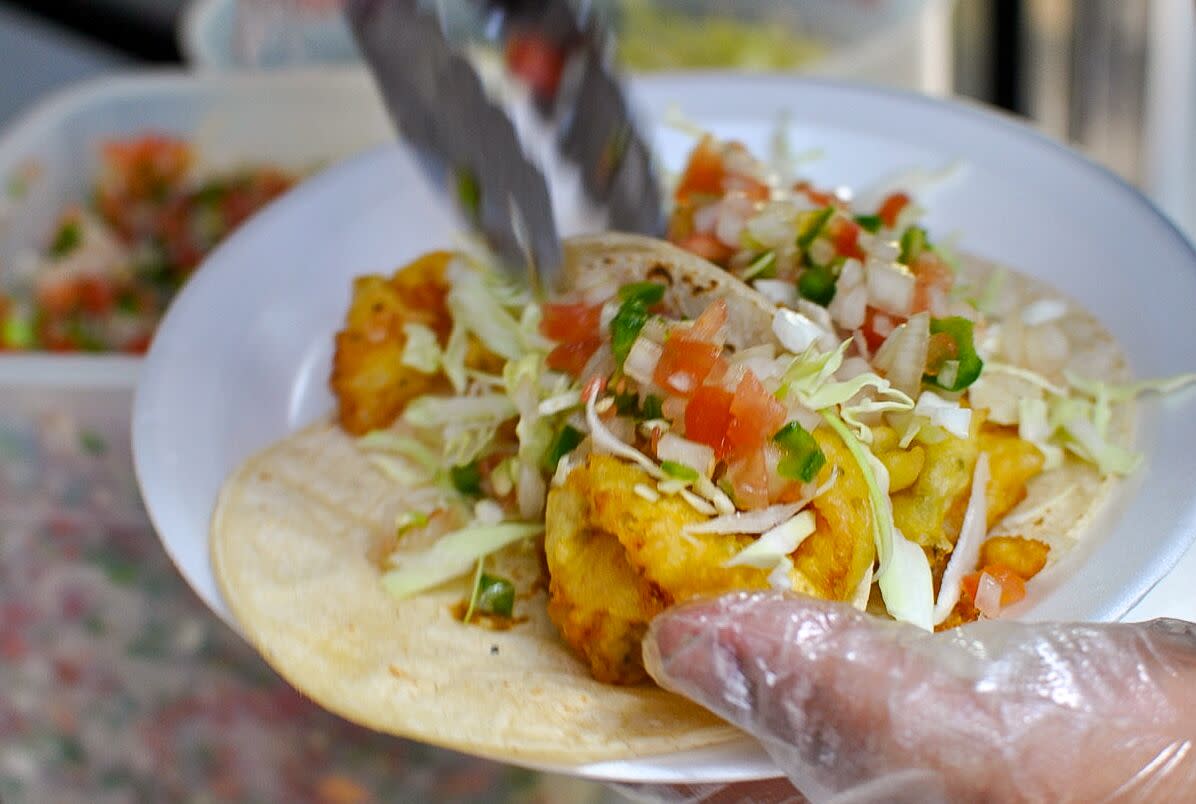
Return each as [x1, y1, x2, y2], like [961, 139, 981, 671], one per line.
[180, 0, 954, 95]
[0, 68, 393, 373]
[0, 69, 394, 521]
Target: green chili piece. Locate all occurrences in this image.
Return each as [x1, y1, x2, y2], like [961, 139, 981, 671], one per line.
[899, 226, 928, 266]
[773, 421, 827, 482]
[925, 316, 983, 391]
[610, 285, 664, 367]
[797, 266, 836, 306]
[50, 220, 82, 258]
[853, 214, 883, 233]
[449, 460, 484, 497]
[476, 573, 515, 617]
[542, 424, 583, 472]
[660, 460, 699, 483]
[797, 205, 836, 250]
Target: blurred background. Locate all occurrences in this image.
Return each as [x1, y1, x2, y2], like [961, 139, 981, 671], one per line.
[0, 0, 1191, 234]
[0, 1, 1191, 802]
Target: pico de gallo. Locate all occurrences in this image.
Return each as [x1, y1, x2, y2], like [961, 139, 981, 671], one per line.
[2, 135, 297, 353]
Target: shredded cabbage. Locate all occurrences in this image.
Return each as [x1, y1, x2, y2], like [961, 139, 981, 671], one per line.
[823, 411, 933, 629]
[381, 521, 542, 600]
[1016, 398, 1063, 469]
[878, 529, 934, 631]
[404, 394, 516, 429]
[357, 431, 440, 473]
[367, 454, 426, 485]
[400, 323, 442, 373]
[1065, 371, 1196, 403]
[933, 453, 989, 624]
[724, 510, 816, 569]
[445, 258, 526, 362]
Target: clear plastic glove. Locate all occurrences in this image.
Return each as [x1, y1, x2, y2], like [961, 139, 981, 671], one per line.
[641, 591, 1196, 803]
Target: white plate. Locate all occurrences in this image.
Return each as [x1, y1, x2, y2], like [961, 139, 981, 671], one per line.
[133, 74, 1196, 784]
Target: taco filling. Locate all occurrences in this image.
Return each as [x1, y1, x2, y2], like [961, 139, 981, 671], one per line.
[325, 220, 1168, 685]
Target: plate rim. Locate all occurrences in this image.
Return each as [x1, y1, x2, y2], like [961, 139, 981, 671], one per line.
[132, 71, 1196, 785]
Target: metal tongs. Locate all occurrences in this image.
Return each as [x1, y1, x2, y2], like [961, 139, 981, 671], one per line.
[345, 0, 662, 292]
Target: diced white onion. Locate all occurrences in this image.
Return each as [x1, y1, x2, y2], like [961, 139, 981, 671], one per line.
[772, 308, 832, 354]
[686, 501, 805, 535]
[914, 390, 972, 439]
[808, 237, 835, 267]
[1021, 298, 1068, 327]
[937, 361, 960, 389]
[754, 279, 798, 307]
[863, 236, 901, 263]
[865, 259, 915, 316]
[693, 202, 720, 233]
[828, 284, 867, 330]
[837, 258, 864, 290]
[657, 433, 715, 478]
[871, 312, 929, 398]
[745, 202, 799, 248]
[599, 300, 620, 331]
[639, 316, 670, 344]
[933, 452, 989, 624]
[975, 572, 1003, 619]
[624, 337, 663, 385]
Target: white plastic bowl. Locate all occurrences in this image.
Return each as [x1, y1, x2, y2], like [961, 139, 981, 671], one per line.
[134, 73, 1196, 783]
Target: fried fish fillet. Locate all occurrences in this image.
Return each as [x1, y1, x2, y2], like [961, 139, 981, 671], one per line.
[545, 432, 877, 684]
[331, 251, 503, 435]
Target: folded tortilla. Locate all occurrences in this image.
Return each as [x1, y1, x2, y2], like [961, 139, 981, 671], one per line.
[211, 233, 1130, 764]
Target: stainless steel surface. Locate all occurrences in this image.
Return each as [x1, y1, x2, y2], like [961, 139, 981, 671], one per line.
[345, 0, 661, 290]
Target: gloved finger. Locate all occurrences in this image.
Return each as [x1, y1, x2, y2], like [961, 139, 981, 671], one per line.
[643, 591, 1196, 803]
[606, 777, 805, 804]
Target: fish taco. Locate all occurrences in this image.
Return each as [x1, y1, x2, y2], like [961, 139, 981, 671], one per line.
[210, 142, 1180, 763]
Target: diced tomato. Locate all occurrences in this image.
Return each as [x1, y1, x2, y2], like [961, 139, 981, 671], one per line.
[725, 370, 787, 458]
[726, 450, 770, 509]
[77, 276, 115, 315]
[793, 180, 837, 208]
[581, 374, 606, 403]
[654, 337, 722, 396]
[36, 278, 81, 316]
[675, 136, 727, 202]
[961, 563, 1027, 610]
[860, 307, 905, 352]
[675, 232, 735, 265]
[685, 385, 735, 457]
[547, 338, 600, 376]
[540, 301, 603, 343]
[910, 251, 954, 313]
[123, 332, 153, 354]
[687, 299, 728, 343]
[877, 192, 911, 229]
[827, 216, 866, 261]
[504, 31, 566, 99]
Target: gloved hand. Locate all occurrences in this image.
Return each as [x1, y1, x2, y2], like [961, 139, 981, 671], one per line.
[641, 591, 1196, 803]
